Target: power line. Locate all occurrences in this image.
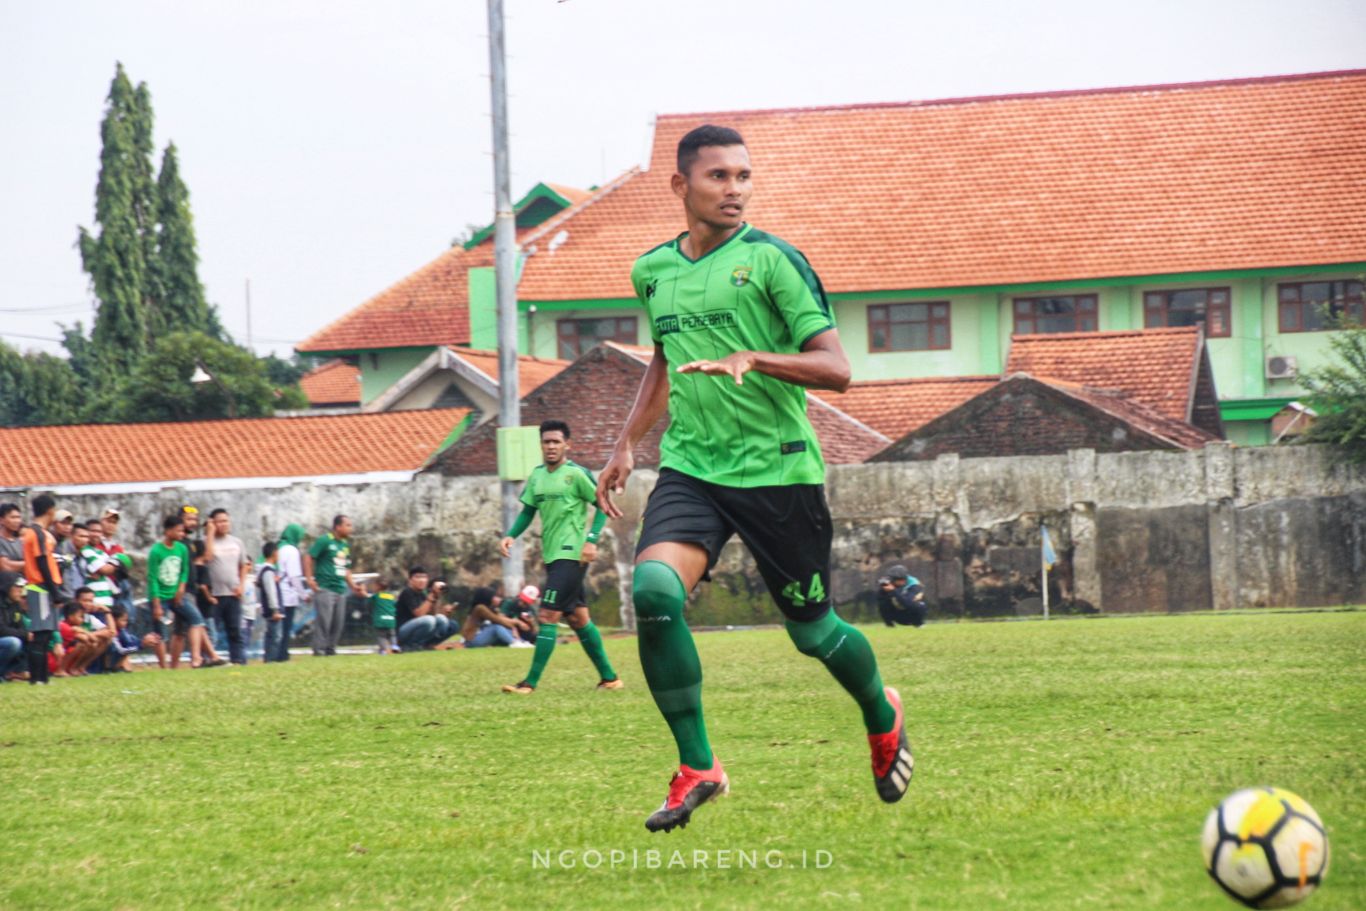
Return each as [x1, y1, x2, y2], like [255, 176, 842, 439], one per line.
[0, 331, 65, 343]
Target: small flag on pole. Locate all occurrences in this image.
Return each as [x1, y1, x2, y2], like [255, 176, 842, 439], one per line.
[1041, 526, 1057, 571]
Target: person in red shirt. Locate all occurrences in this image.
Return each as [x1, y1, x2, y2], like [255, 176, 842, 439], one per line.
[59, 601, 109, 676]
[20, 494, 62, 685]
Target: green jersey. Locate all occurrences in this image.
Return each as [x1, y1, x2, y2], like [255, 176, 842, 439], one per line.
[370, 591, 396, 629]
[308, 533, 351, 594]
[630, 223, 835, 488]
[146, 540, 190, 601]
[518, 460, 600, 564]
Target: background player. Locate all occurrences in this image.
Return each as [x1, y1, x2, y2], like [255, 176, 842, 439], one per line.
[597, 125, 913, 833]
[499, 420, 622, 694]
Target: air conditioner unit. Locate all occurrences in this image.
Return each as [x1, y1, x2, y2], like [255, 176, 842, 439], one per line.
[1265, 355, 1298, 380]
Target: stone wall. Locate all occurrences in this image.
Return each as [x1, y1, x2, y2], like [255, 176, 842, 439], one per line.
[19, 443, 1364, 627]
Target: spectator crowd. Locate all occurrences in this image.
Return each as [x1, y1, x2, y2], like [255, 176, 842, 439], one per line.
[1, 496, 542, 686]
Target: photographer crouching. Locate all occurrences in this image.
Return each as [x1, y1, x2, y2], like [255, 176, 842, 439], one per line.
[877, 565, 928, 628]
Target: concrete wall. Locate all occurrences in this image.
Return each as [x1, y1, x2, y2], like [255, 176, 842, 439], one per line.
[24, 443, 1364, 628]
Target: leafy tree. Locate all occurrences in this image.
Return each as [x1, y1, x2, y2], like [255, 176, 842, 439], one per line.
[1301, 313, 1366, 463]
[0, 341, 83, 427]
[154, 142, 223, 338]
[78, 63, 151, 376]
[106, 331, 289, 422]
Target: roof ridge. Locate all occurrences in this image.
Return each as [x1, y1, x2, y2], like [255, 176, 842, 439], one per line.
[655, 69, 1366, 121]
[804, 392, 892, 443]
[1012, 326, 1200, 342]
[519, 167, 643, 251]
[1, 407, 471, 434]
[448, 345, 570, 366]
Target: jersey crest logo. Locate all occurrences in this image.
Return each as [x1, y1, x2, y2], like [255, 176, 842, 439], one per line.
[730, 266, 752, 287]
[645, 279, 658, 299]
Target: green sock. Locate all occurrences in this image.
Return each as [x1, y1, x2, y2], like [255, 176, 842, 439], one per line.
[633, 560, 712, 770]
[575, 621, 617, 681]
[786, 611, 897, 735]
[523, 622, 558, 687]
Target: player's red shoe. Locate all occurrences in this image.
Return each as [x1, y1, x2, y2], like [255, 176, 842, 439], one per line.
[869, 686, 913, 803]
[644, 759, 728, 833]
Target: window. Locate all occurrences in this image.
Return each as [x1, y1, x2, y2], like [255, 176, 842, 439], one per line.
[555, 317, 638, 359]
[868, 302, 950, 352]
[1278, 281, 1364, 332]
[1013, 295, 1098, 334]
[1143, 288, 1231, 337]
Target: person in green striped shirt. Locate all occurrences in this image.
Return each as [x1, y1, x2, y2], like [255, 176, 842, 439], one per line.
[597, 125, 912, 833]
[499, 420, 621, 695]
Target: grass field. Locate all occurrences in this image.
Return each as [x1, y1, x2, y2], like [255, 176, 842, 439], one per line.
[2, 610, 1362, 910]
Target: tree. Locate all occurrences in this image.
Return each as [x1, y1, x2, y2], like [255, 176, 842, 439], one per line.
[0, 341, 83, 427]
[78, 63, 152, 376]
[106, 331, 298, 422]
[1301, 314, 1366, 463]
[154, 142, 223, 338]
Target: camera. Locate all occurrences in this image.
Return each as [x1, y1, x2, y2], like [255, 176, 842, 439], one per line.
[877, 576, 892, 587]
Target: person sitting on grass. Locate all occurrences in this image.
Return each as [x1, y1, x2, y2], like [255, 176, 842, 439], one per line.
[0, 571, 28, 682]
[394, 567, 461, 651]
[58, 601, 109, 676]
[106, 606, 141, 672]
[71, 585, 117, 673]
[460, 584, 534, 649]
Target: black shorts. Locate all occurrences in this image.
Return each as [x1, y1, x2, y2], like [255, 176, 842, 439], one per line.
[540, 559, 588, 614]
[635, 468, 833, 622]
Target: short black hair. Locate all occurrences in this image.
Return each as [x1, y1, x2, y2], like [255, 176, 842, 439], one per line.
[111, 605, 128, 619]
[63, 601, 83, 618]
[163, 514, 185, 531]
[84, 518, 102, 531]
[539, 419, 571, 440]
[676, 124, 745, 175]
[31, 494, 56, 518]
[0, 503, 19, 519]
[209, 508, 228, 519]
[332, 514, 348, 529]
[76, 586, 93, 599]
[408, 565, 427, 578]
[262, 541, 278, 560]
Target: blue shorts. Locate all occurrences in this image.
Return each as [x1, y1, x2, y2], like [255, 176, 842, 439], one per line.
[168, 599, 206, 629]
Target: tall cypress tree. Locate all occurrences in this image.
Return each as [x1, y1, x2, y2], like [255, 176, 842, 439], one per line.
[155, 142, 221, 337]
[132, 81, 164, 337]
[77, 63, 151, 376]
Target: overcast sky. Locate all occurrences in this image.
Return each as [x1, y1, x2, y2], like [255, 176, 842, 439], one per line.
[2, 0, 1363, 359]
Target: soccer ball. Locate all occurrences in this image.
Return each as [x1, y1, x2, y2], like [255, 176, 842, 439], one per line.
[1201, 787, 1329, 908]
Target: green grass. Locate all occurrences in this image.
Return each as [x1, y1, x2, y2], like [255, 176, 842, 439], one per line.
[2, 611, 1363, 910]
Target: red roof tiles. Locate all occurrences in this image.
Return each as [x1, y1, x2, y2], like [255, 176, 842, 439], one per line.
[812, 376, 999, 440]
[517, 70, 1366, 302]
[299, 359, 361, 406]
[299, 245, 485, 354]
[446, 347, 569, 395]
[0, 410, 469, 488]
[1005, 326, 1201, 422]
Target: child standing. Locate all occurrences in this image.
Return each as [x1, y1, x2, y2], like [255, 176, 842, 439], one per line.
[369, 580, 398, 654]
[257, 543, 286, 663]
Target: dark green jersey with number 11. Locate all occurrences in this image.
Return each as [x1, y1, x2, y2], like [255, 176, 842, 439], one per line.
[630, 223, 836, 488]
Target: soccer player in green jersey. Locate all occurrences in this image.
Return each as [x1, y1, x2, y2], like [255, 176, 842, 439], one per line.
[499, 420, 622, 694]
[597, 125, 913, 832]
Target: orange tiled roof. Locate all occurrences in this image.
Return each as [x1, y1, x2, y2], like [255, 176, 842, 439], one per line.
[1005, 326, 1200, 421]
[1032, 376, 1219, 450]
[0, 410, 469, 488]
[813, 376, 999, 440]
[298, 245, 486, 353]
[299, 359, 361, 406]
[446, 347, 569, 395]
[516, 70, 1366, 301]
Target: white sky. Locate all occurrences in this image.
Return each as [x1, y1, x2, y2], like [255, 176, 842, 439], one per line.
[2, 0, 1363, 358]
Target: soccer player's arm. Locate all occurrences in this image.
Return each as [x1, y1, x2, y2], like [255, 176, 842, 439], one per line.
[678, 249, 850, 391]
[599, 261, 672, 516]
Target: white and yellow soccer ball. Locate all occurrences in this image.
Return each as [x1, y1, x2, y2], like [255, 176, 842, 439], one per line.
[1201, 787, 1329, 909]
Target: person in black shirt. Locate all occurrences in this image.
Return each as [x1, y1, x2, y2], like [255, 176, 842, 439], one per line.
[394, 566, 459, 651]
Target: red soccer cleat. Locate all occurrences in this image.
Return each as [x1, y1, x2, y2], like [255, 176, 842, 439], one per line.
[644, 759, 729, 833]
[868, 686, 914, 803]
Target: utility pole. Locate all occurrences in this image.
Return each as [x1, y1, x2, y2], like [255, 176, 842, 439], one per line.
[245, 278, 253, 353]
[488, 0, 523, 594]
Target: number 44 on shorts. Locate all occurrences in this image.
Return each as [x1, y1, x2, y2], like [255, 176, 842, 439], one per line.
[781, 574, 826, 607]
